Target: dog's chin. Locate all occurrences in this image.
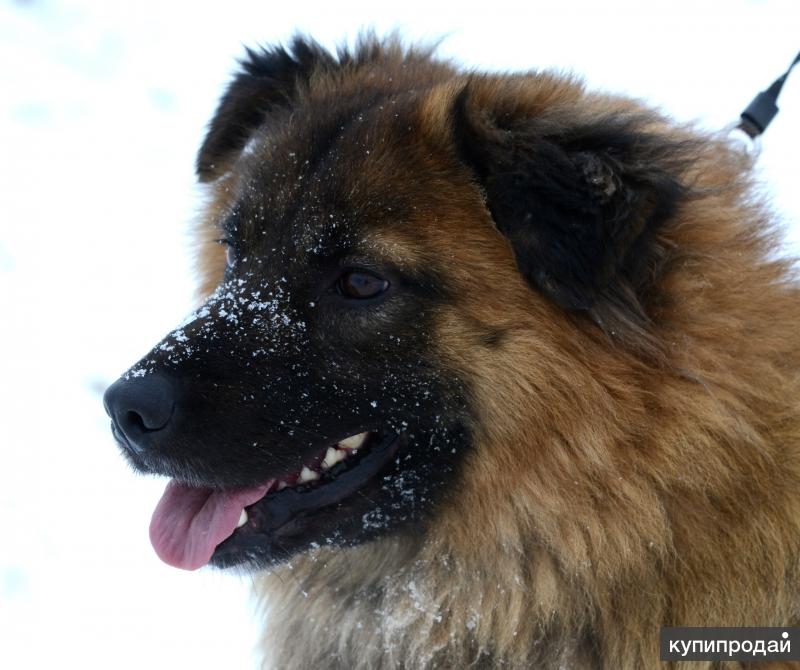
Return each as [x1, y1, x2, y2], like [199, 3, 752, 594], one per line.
[209, 431, 406, 571]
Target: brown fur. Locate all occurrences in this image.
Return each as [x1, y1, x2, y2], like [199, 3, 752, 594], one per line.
[194, 40, 800, 669]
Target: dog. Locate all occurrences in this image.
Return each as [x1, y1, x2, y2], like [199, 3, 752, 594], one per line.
[104, 36, 800, 669]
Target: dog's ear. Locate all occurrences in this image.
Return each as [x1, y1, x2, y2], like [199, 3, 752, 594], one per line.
[452, 83, 693, 326]
[196, 37, 335, 181]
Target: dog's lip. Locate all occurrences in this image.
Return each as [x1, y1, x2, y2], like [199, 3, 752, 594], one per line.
[109, 421, 131, 450]
[113, 418, 382, 488]
[211, 431, 403, 563]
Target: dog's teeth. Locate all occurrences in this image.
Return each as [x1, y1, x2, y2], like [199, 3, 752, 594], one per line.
[277, 481, 288, 491]
[339, 432, 368, 451]
[299, 466, 320, 483]
[322, 447, 347, 469]
[237, 509, 248, 528]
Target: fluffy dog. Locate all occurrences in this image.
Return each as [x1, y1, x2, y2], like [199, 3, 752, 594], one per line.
[104, 37, 800, 669]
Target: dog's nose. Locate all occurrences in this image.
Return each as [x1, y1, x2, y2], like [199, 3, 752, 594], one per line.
[103, 373, 175, 454]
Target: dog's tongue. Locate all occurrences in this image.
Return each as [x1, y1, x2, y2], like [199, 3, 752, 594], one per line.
[149, 480, 272, 570]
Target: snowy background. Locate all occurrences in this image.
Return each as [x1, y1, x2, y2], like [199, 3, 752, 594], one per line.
[0, 0, 797, 668]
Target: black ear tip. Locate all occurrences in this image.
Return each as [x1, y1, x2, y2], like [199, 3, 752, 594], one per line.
[196, 38, 335, 182]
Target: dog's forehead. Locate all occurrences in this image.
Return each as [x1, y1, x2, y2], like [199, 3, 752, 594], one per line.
[224, 100, 424, 264]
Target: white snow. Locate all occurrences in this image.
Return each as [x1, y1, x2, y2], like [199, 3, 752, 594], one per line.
[1, 1, 798, 669]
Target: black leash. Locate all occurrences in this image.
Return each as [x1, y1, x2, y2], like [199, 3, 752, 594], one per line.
[738, 50, 800, 138]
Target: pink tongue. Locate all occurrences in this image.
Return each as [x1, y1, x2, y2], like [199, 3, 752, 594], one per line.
[149, 479, 272, 570]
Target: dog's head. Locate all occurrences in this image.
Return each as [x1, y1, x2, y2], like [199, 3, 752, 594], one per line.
[104, 37, 692, 571]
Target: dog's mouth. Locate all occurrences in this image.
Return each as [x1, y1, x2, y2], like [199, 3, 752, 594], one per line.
[148, 430, 402, 570]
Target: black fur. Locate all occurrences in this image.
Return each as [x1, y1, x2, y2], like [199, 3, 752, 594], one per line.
[452, 85, 694, 325]
[196, 37, 336, 180]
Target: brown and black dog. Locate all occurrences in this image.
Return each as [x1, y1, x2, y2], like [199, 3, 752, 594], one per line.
[104, 37, 800, 669]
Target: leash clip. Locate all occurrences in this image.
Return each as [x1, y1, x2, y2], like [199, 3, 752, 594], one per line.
[737, 50, 799, 139]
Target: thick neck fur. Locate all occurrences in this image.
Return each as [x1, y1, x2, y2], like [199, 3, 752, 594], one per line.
[254, 535, 601, 669]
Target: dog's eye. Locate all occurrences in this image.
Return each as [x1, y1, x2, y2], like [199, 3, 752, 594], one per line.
[336, 270, 390, 300]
